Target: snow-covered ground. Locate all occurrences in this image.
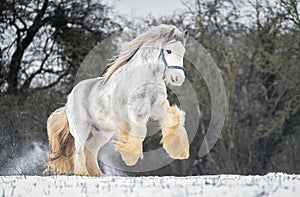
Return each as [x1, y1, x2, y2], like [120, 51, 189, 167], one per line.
[1, 173, 299, 196]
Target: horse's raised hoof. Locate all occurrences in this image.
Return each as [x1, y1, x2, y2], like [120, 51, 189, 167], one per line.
[120, 150, 143, 166]
[161, 125, 190, 160]
[115, 125, 144, 166]
[161, 106, 190, 160]
[164, 143, 189, 160]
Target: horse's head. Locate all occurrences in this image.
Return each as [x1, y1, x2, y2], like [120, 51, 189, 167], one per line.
[103, 25, 189, 84]
[159, 28, 188, 86]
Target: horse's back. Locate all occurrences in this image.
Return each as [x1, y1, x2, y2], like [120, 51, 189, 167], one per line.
[72, 77, 104, 95]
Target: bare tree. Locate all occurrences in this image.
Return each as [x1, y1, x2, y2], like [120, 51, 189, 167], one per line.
[0, 0, 122, 95]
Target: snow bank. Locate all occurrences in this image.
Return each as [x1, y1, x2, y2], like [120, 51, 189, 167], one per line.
[1, 173, 299, 196]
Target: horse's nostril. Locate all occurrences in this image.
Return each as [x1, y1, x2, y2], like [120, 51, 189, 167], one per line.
[175, 76, 179, 82]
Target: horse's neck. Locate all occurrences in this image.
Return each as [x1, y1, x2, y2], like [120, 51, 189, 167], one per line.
[107, 42, 165, 89]
[127, 44, 164, 78]
[131, 47, 157, 66]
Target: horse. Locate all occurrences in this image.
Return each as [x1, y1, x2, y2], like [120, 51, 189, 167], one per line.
[46, 24, 190, 176]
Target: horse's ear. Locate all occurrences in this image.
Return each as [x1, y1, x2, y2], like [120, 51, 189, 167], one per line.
[183, 30, 189, 39]
[167, 28, 176, 40]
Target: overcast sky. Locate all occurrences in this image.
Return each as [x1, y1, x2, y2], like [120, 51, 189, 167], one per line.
[105, 0, 284, 27]
[107, 0, 282, 17]
[107, 0, 185, 17]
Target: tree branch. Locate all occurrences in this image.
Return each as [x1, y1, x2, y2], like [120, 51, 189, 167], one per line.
[20, 34, 56, 91]
[33, 65, 71, 91]
[7, 0, 49, 94]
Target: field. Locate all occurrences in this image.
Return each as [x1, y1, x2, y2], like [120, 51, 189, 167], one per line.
[1, 173, 299, 196]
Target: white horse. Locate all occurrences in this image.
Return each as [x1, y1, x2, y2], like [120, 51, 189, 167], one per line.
[46, 24, 190, 176]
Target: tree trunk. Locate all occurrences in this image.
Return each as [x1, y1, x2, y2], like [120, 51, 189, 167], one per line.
[7, 0, 49, 94]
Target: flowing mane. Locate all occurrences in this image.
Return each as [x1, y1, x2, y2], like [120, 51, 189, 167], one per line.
[103, 25, 184, 80]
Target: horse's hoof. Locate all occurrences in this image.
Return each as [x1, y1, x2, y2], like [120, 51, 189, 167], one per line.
[74, 168, 90, 176]
[163, 142, 190, 160]
[162, 126, 190, 160]
[175, 147, 189, 160]
[90, 172, 104, 177]
[120, 150, 143, 166]
[74, 172, 90, 176]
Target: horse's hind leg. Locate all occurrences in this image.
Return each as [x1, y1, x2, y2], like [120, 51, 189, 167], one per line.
[71, 123, 90, 176]
[84, 131, 111, 176]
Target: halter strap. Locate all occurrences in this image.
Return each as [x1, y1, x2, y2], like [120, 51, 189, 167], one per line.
[167, 65, 185, 70]
[158, 48, 185, 76]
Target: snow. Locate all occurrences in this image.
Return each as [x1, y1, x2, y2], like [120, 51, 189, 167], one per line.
[1, 173, 299, 197]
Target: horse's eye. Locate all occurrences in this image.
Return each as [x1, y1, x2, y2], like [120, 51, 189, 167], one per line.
[166, 50, 172, 54]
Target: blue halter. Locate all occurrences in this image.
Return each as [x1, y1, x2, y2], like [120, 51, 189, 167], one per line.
[158, 48, 185, 77]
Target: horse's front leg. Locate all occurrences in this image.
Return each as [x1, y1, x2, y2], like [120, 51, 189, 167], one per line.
[114, 106, 149, 166]
[115, 121, 146, 166]
[160, 102, 189, 160]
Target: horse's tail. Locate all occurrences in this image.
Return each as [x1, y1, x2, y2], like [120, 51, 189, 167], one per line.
[45, 106, 75, 174]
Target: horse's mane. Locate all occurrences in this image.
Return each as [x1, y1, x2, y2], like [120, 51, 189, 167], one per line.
[103, 24, 184, 81]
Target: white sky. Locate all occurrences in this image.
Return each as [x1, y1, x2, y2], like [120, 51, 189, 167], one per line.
[107, 0, 184, 17]
[106, 0, 280, 24]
